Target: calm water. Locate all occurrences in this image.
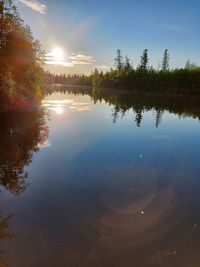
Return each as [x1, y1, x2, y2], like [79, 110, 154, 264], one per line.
[1, 87, 200, 267]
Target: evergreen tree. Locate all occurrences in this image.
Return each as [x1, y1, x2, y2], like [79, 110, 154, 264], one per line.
[162, 49, 170, 71]
[140, 49, 149, 73]
[114, 49, 123, 71]
[124, 56, 132, 71]
[92, 68, 100, 87]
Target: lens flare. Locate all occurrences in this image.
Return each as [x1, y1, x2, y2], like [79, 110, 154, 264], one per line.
[52, 47, 64, 59]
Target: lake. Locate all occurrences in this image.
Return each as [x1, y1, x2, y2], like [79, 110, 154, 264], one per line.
[0, 86, 200, 267]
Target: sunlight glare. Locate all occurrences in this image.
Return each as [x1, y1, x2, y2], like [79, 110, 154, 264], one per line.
[52, 47, 64, 59]
[55, 106, 64, 114]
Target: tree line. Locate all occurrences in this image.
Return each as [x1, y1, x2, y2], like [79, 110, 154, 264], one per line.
[47, 49, 200, 96]
[1, 0, 200, 108]
[92, 49, 200, 95]
[0, 0, 44, 110]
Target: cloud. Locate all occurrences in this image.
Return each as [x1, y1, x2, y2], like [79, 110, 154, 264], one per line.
[18, 0, 47, 14]
[69, 54, 96, 65]
[45, 51, 95, 67]
[45, 60, 74, 67]
[45, 52, 73, 67]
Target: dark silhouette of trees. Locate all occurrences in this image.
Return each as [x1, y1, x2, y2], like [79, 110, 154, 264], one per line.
[114, 49, 123, 71]
[45, 71, 91, 87]
[45, 48, 200, 97]
[124, 56, 132, 71]
[162, 49, 169, 71]
[140, 49, 149, 73]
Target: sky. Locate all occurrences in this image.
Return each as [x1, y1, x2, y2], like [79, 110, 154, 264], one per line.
[15, 0, 200, 74]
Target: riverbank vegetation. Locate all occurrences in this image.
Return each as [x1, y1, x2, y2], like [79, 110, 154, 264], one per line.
[0, 0, 44, 110]
[1, 0, 200, 110]
[46, 49, 200, 96]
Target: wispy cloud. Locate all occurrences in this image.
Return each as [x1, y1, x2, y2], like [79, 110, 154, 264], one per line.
[45, 52, 95, 67]
[45, 60, 74, 67]
[18, 0, 47, 14]
[69, 53, 96, 65]
[45, 52, 73, 67]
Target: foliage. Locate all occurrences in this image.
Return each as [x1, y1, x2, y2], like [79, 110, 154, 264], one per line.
[0, 0, 44, 110]
[46, 49, 200, 96]
[45, 71, 92, 87]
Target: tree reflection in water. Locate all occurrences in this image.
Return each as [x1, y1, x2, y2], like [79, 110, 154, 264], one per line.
[0, 214, 14, 267]
[1, 88, 200, 266]
[0, 109, 48, 266]
[49, 86, 200, 128]
[0, 110, 48, 195]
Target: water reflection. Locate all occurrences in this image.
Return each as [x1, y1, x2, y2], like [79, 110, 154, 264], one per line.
[42, 95, 94, 114]
[0, 213, 14, 266]
[1, 87, 200, 266]
[50, 86, 200, 127]
[0, 110, 48, 195]
[0, 110, 48, 266]
[67, 143, 200, 266]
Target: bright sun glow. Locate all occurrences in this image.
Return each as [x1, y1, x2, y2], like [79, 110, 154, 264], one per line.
[52, 47, 64, 59]
[54, 106, 64, 114]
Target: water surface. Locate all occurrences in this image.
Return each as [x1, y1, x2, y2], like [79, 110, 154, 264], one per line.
[1, 87, 200, 267]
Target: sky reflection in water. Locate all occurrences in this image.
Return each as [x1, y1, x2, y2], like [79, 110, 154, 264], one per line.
[0, 89, 200, 267]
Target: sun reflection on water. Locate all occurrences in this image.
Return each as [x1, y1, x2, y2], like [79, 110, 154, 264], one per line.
[42, 97, 94, 114]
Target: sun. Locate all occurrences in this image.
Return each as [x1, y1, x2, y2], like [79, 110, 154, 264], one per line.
[52, 47, 64, 59]
[55, 106, 64, 114]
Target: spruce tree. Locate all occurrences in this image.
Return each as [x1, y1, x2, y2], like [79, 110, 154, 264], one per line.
[162, 49, 169, 71]
[140, 49, 149, 73]
[124, 56, 132, 71]
[114, 49, 123, 71]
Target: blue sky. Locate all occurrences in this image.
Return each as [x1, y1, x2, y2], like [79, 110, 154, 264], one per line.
[16, 0, 200, 74]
